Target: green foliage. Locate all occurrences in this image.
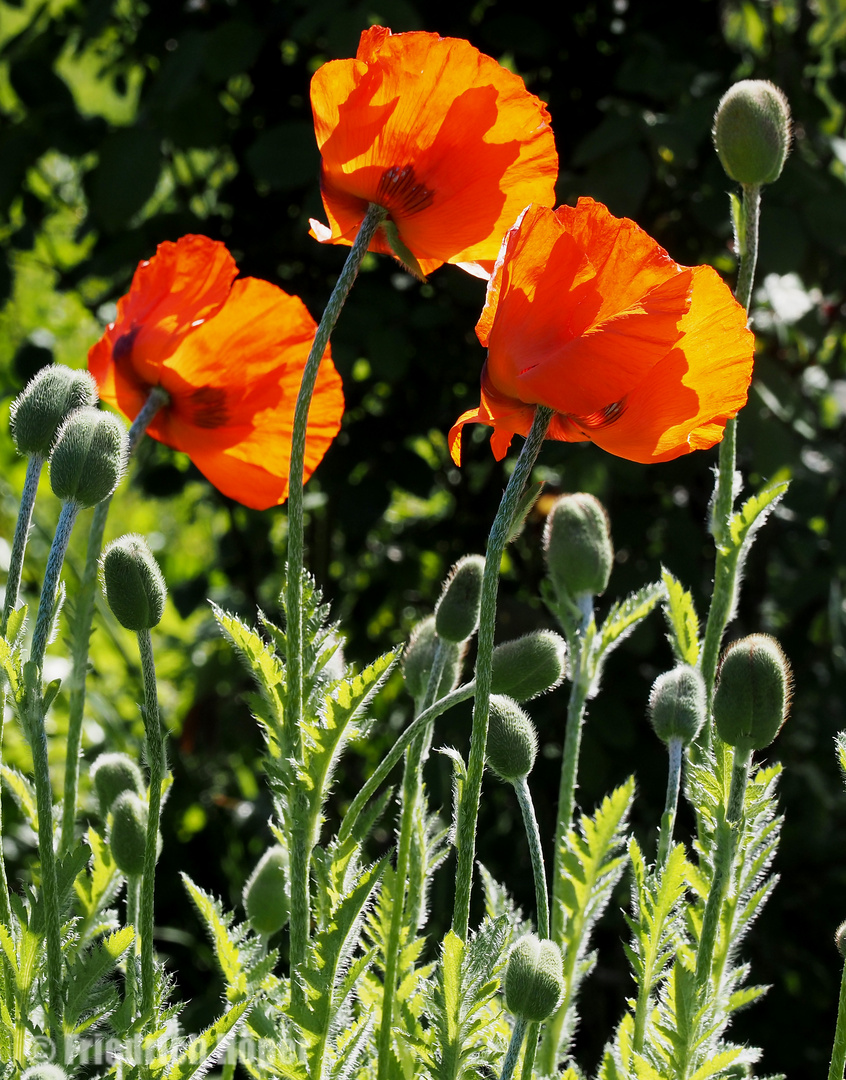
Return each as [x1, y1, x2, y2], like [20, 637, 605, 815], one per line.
[662, 569, 701, 667]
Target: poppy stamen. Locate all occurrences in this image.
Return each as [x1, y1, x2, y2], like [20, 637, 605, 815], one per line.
[113, 326, 141, 362]
[188, 386, 230, 429]
[376, 165, 435, 216]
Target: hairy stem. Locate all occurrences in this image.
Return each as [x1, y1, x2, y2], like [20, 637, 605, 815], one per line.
[656, 737, 684, 870]
[499, 1017, 528, 1080]
[514, 777, 550, 940]
[829, 956, 846, 1080]
[2, 452, 44, 637]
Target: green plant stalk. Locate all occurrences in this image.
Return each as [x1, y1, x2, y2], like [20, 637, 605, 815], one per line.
[513, 777, 550, 940]
[499, 1017, 527, 1080]
[60, 389, 167, 856]
[285, 203, 387, 998]
[137, 627, 167, 1025]
[376, 643, 453, 1080]
[452, 405, 553, 941]
[656, 737, 684, 870]
[126, 873, 141, 1018]
[828, 957, 846, 1080]
[1, 452, 44, 637]
[694, 746, 751, 991]
[519, 1023, 539, 1080]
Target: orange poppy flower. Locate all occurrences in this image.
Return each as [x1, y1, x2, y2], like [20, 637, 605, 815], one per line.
[449, 199, 754, 465]
[88, 235, 344, 510]
[309, 25, 558, 278]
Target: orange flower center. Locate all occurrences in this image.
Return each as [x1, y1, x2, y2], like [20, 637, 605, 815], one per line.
[376, 165, 434, 217]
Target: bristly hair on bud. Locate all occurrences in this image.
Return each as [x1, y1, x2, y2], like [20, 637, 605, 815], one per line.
[49, 407, 129, 508]
[503, 935, 565, 1022]
[713, 79, 792, 187]
[486, 694, 538, 782]
[244, 845, 290, 936]
[434, 554, 486, 644]
[713, 633, 793, 751]
[648, 665, 707, 748]
[9, 365, 98, 457]
[109, 791, 150, 877]
[491, 631, 567, 702]
[401, 614, 464, 704]
[543, 492, 613, 604]
[91, 751, 144, 818]
[100, 534, 167, 632]
[836, 920, 846, 960]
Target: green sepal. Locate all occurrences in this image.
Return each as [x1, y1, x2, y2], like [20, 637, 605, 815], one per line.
[382, 219, 427, 280]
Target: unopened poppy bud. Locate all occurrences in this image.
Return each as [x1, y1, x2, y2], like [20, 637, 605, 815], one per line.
[504, 935, 564, 1022]
[100, 534, 167, 632]
[401, 616, 462, 702]
[486, 694, 538, 782]
[434, 555, 485, 644]
[21, 1067, 69, 1080]
[491, 631, 566, 702]
[91, 752, 144, 817]
[543, 493, 613, 602]
[110, 791, 150, 877]
[836, 921, 846, 960]
[714, 634, 792, 751]
[244, 845, 290, 935]
[713, 80, 791, 186]
[648, 665, 707, 747]
[10, 365, 98, 457]
[49, 407, 128, 507]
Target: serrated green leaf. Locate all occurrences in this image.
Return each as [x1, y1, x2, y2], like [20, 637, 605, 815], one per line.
[728, 479, 789, 550]
[165, 999, 249, 1080]
[65, 926, 134, 1026]
[75, 826, 122, 936]
[1, 766, 37, 831]
[835, 731, 846, 783]
[4, 604, 27, 648]
[592, 582, 664, 692]
[661, 568, 700, 665]
[182, 874, 246, 995]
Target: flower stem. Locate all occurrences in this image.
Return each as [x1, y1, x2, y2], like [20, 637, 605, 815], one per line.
[499, 1018, 528, 1080]
[828, 957, 846, 1080]
[452, 406, 553, 941]
[126, 873, 141, 1017]
[513, 777, 549, 940]
[656, 737, 684, 870]
[136, 627, 167, 1026]
[1, 452, 44, 638]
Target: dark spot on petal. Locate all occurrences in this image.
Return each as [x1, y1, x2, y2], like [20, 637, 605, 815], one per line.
[112, 325, 141, 362]
[376, 165, 434, 216]
[188, 386, 229, 429]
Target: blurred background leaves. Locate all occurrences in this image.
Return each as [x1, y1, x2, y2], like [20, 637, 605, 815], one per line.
[2, 0, 846, 1072]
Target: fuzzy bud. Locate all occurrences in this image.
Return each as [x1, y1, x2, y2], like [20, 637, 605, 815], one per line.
[836, 921, 846, 960]
[486, 695, 538, 782]
[49, 407, 128, 507]
[713, 80, 791, 186]
[434, 555, 485, 644]
[91, 752, 144, 817]
[10, 366, 98, 457]
[503, 935, 565, 1022]
[491, 631, 566, 702]
[401, 616, 462, 702]
[21, 1067, 69, 1080]
[544, 493, 613, 602]
[100, 534, 167, 632]
[648, 665, 707, 748]
[244, 845, 290, 935]
[713, 634, 792, 751]
[109, 791, 149, 877]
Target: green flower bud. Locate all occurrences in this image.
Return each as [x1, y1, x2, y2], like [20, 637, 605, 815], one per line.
[100, 534, 167, 632]
[9, 365, 98, 457]
[543, 493, 613, 602]
[713, 80, 791, 186]
[401, 615, 462, 702]
[434, 555, 485, 644]
[491, 631, 566, 702]
[504, 935, 564, 1022]
[244, 845, 290, 935]
[835, 921, 846, 960]
[486, 694, 538, 782]
[648, 665, 707, 747]
[49, 407, 128, 508]
[91, 751, 144, 817]
[22, 1066, 69, 1080]
[713, 634, 792, 751]
[110, 791, 149, 877]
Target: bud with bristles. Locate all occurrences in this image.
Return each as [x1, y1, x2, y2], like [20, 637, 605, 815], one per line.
[713, 79, 791, 186]
[21, 1066, 69, 1080]
[649, 665, 707, 747]
[100, 534, 167, 632]
[401, 615, 462, 702]
[434, 555, 485, 644]
[714, 634, 792, 751]
[10, 365, 98, 457]
[244, 845, 290, 935]
[491, 631, 566, 702]
[91, 752, 144, 817]
[504, 935, 565, 1022]
[544, 493, 613, 603]
[49, 407, 128, 507]
[110, 791, 150, 877]
[486, 695, 538, 782]
[836, 921, 846, 960]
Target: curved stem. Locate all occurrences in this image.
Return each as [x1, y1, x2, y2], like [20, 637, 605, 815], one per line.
[499, 1018, 528, 1080]
[656, 737, 684, 870]
[513, 777, 549, 940]
[452, 406, 553, 941]
[735, 184, 761, 314]
[2, 452, 44, 637]
[829, 957, 846, 1080]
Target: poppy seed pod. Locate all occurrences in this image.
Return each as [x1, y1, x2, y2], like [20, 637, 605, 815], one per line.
[486, 694, 538, 782]
[503, 935, 564, 1022]
[713, 634, 792, 752]
[9, 365, 98, 457]
[491, 631, 566, 702]
[401, 615, 462, 702]
[91, 752, 144, 818]
[100, 534, 167, 632]
[648, 665, 707, 748]
[109, 791, 150, 877]
[544, 493, 613, 602]
[434, 555, 485, 644]
[713, 80, 791, 186]
[49, 407, 128, 508]
[244, 845, 290, 935]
